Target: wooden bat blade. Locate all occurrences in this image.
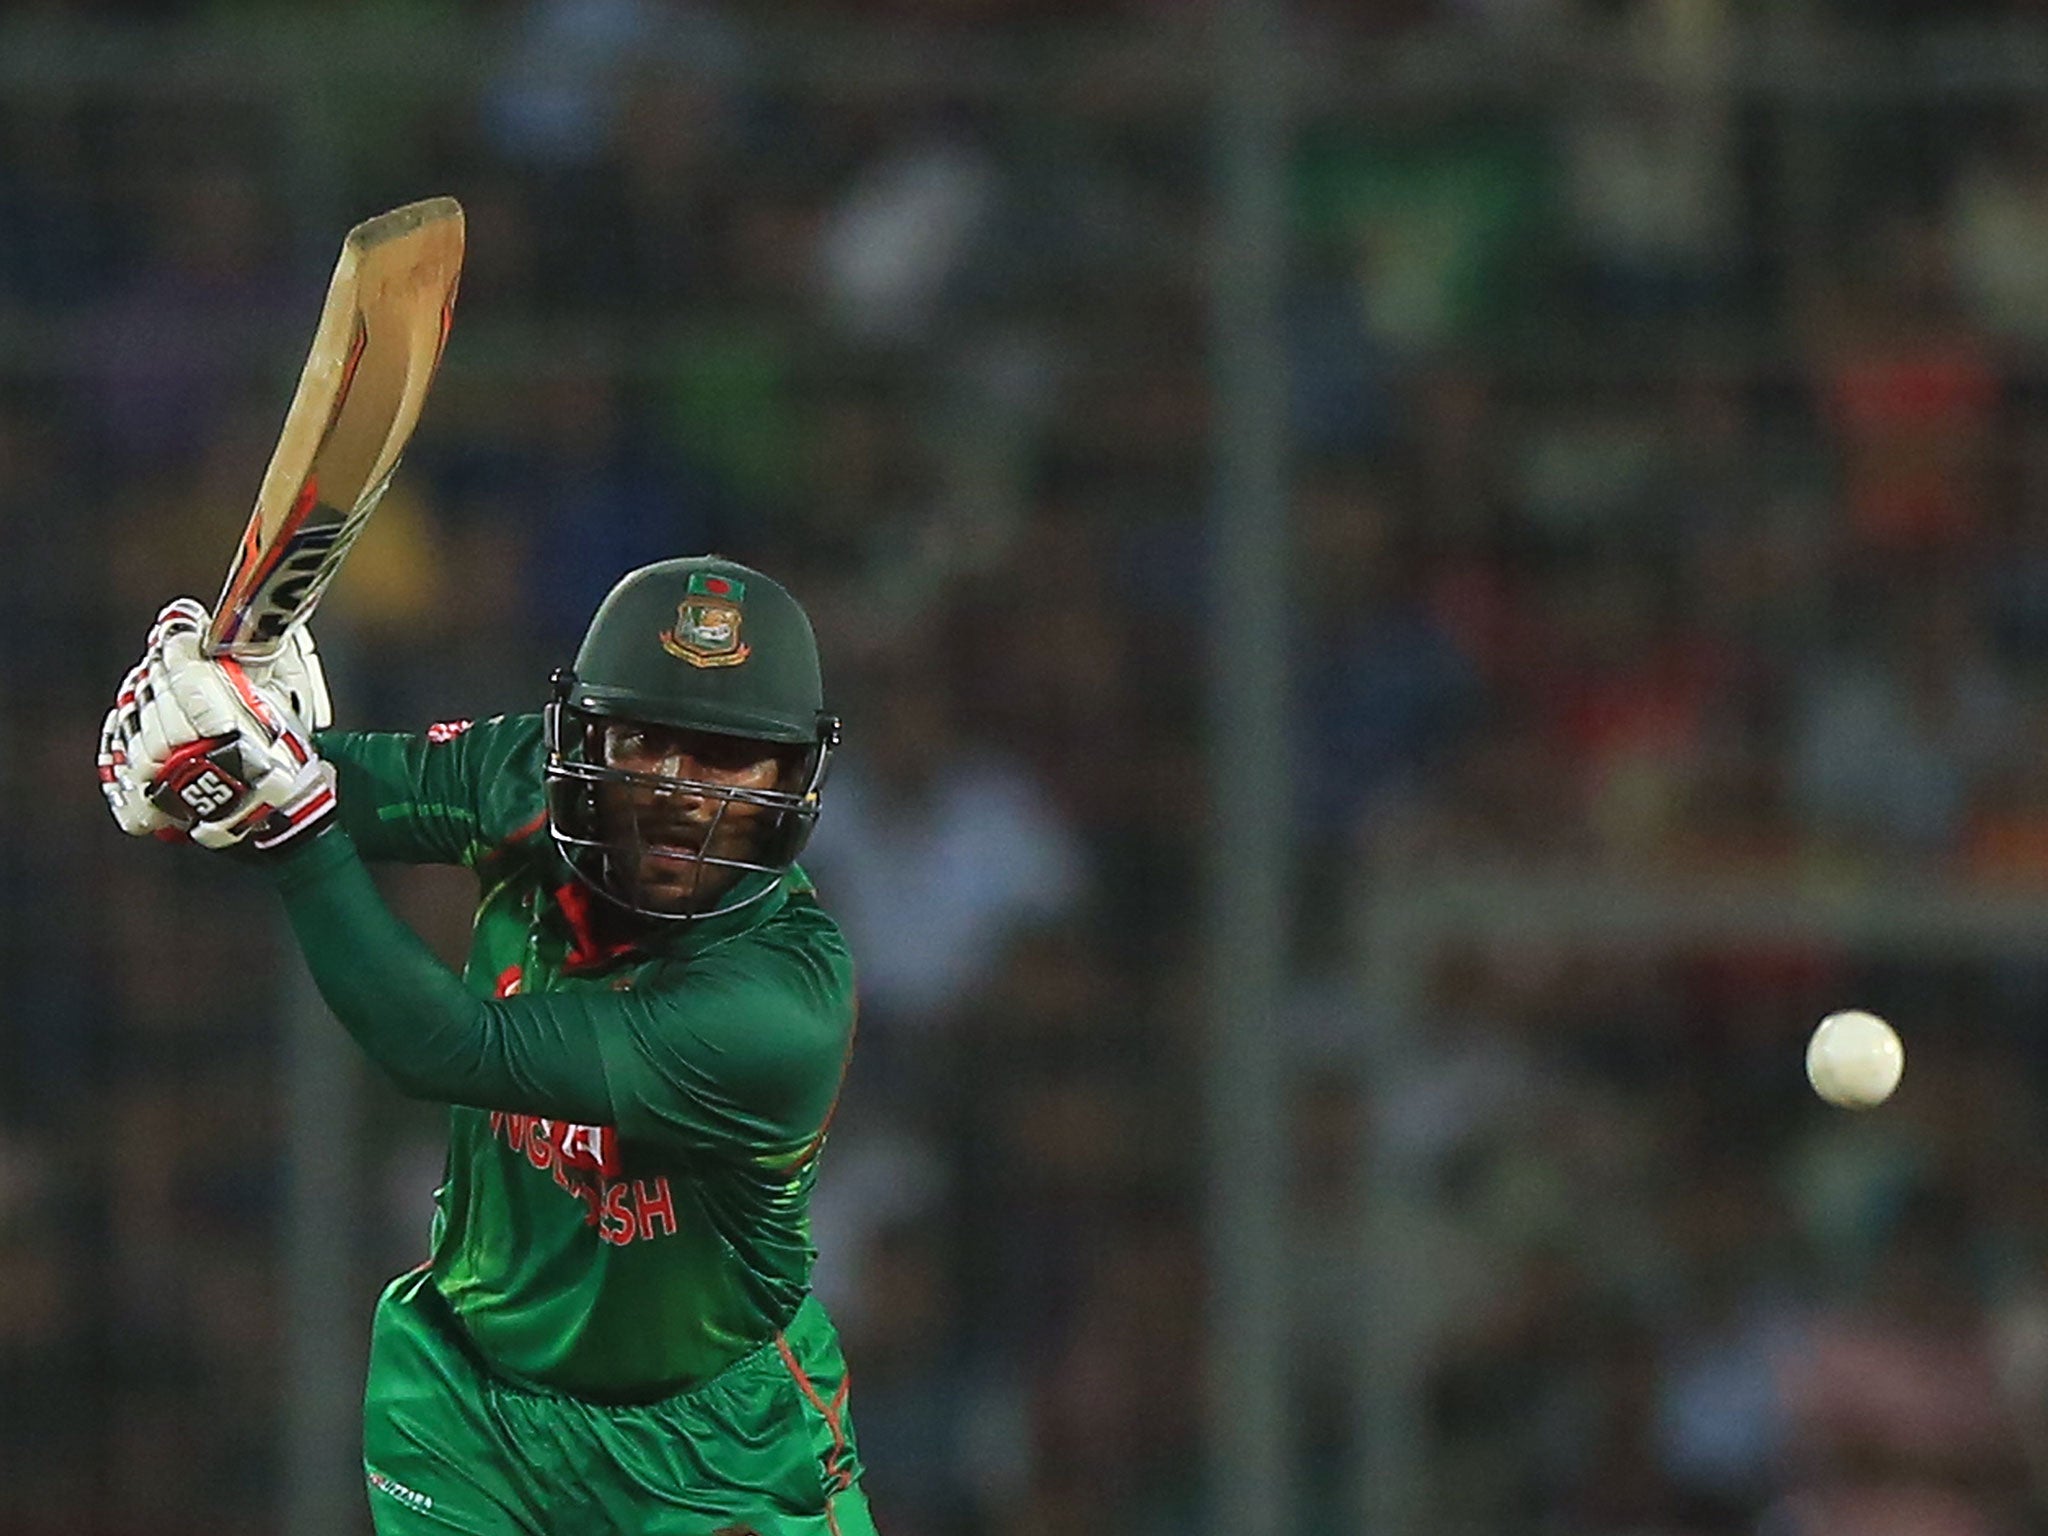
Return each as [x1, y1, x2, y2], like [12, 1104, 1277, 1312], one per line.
[206, 195, 465, 661]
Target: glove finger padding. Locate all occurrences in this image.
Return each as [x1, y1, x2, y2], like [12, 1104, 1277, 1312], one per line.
[132, 672, 204, 781]
[148, 596, 209, 650]
[103, 663, 145, 776]
[98, 690, 177, 838]
[156, 628, 249, 741]
[127, 626, 233, 788]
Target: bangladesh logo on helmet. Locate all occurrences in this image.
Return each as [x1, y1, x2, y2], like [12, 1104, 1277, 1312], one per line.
[659, 571, 750, 668]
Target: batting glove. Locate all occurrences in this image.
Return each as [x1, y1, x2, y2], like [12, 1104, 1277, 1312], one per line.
[100, 599, 337, 852]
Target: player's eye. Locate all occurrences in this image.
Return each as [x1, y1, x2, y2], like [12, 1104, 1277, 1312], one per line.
[603, 728, 650, 761]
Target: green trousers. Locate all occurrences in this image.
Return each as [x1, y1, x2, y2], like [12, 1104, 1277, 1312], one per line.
[361, 1271, 880, 1535]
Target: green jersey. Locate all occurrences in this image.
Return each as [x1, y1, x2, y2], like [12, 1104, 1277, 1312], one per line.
[268, 713, 857, 1402]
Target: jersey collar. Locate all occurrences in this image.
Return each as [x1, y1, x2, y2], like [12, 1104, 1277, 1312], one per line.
[553, 866, 798, 971]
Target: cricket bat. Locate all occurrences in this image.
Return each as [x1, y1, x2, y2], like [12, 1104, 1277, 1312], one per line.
[206, 195, 465, 663]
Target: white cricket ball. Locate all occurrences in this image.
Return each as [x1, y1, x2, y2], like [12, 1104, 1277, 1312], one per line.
[1805, 1009, 1904, 1109]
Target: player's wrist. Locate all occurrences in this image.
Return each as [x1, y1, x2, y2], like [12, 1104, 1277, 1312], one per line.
[241, 812, 354, 879]
[243, 758, 341, 856]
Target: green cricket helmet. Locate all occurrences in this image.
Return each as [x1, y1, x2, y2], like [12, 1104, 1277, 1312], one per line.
[545, 556, 839, 920]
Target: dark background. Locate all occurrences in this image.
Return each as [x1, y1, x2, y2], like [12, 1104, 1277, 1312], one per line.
[12, 2, 2048, 1534]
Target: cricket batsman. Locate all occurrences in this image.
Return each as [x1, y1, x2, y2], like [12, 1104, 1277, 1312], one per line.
[96, 556, 879, 1535]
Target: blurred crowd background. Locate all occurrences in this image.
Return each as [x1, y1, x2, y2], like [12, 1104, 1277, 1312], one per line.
[16, 1, 2048, 1534]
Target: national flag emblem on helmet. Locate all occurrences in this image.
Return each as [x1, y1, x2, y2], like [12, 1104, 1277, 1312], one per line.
[660, 571, 750, 668]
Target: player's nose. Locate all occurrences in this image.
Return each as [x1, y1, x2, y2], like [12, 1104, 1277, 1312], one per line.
[647, 776, 714, 821]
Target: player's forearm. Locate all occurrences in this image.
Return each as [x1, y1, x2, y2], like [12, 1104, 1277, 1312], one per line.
[266, 825, 612, 1119]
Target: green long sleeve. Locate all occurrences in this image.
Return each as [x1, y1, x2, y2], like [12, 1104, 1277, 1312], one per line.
[317, 717, 548, 866]
[266, 825, 854, 1153]
[270, 824, 614, 1117]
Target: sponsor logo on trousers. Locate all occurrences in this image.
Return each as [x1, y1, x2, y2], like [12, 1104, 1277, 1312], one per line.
[368, 1468, 435, 1512]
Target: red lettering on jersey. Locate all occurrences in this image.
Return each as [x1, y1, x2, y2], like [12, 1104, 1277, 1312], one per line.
[634, 1178, 677, 1241]
[486, 1115, 677, 1244]
[526, 1121, 556, 1171]
[600, 1182, 636, 1246]
[494, 965, 523, 999]
[557, 1122, 619, 1178]
[491, 1114, 617, 1176]
[426, 720, 473, 744]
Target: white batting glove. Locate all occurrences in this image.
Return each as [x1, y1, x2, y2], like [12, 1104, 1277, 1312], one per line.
[102, 600, 337, 852]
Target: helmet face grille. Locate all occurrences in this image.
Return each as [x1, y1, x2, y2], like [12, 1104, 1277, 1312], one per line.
[543, 685, 836, 922]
